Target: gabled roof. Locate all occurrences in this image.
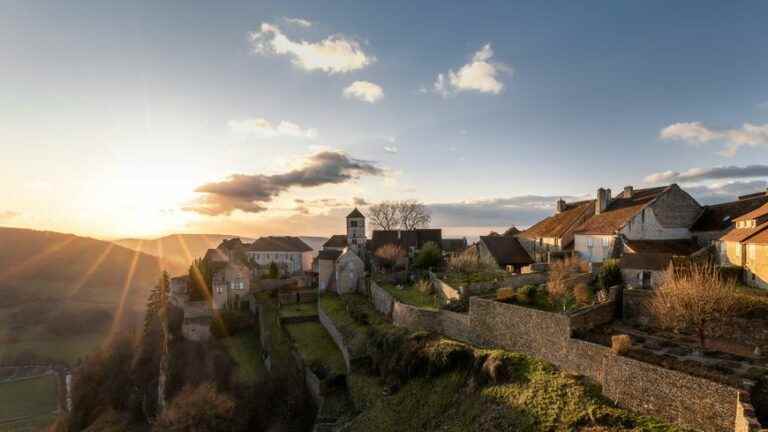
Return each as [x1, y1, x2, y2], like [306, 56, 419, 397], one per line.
[720, 221, 768, 243]
[733, 202, 768, 222]
[745, 227, 768, 245]
[691, 195, 768, 232]
[204, 248, 229, 263]
[503, 226, 521, 236]
[347, 208, 365, 219]
[623, 239, 701, 256]
[317, 249, 343, 261]
[441, 238, 468, 253]
[573, 186, 669, 235]
[248, 236, 312, 252]
[479, 235, 533, 267]
[520, 200, 595, 240]
[323, 235, 348, 249]
[619, 253, 674, 271]
[369, 229, 442, 253]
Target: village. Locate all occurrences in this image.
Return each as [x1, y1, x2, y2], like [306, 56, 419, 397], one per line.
[165, 184, 768, 432]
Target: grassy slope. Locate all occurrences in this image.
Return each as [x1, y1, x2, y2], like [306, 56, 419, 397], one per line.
[0, 375, 58, 420]
[375, 279, 437, 309]
[220, 332, 266, 384]
[285, 322, 346, 375]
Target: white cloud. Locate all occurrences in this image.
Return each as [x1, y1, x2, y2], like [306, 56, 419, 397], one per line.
[249, 22, 374, 74]
[284, 17, 312, 27]
[384, 146, 398, 153]
[433, 44, 509, 97]
[644, 164, 768, 184]
[343, 81, 384, 103]
[659, 121, 768, 156]
[228, 118, 317, 139]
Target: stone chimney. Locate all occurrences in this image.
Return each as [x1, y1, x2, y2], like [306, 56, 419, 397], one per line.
[596, 188, 612, 215]
[623, 185, 634, 198]
[555, 199, 566, 214]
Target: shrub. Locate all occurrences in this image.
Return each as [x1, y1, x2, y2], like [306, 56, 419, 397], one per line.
[376, 244, 406, 271]
[597, 259, 622, 289]
[413, 241, 442, 269]
[154, 383, 236, 431]
[573, 283, 592, 305]
[266, 262, 280, 279]
[718, 265, 743, 283]
[515, 284, 538, 305]
[611, 335, 631, 355]
[447, 247, 497, 274]
[415, 279, 433, 295]
[496, 287, 516, 303]
[210, 310, 251, 339]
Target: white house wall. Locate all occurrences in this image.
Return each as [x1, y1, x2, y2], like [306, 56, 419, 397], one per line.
[574, 234, 616, 263]
[620, 207, 691, 241]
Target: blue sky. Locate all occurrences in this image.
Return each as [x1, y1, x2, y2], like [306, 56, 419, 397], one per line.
[2, 1, 768, 238]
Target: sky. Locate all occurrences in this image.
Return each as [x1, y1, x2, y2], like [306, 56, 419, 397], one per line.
[2, 1, 768, 240]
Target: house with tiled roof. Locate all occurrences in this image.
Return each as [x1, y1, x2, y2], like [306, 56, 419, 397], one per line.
[477, 235, 533, 273]
[691, 190, 768, 246]
[518, 199, 595, 261]
[317, 208, 368, 292]
[246, 236, 314, 276]
[718, 201, 768, 289]
[619, 238, 704, 288]
[572, 185, 702, 263]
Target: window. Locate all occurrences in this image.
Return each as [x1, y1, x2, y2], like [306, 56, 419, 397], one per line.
[601, 238, 610, 247]
[350, 220, 358, 227]
[587, 238, 594, 248]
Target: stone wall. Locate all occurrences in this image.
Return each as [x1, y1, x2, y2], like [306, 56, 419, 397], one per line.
[568, 301, 617, 333]
[318, 306, 351, 372]
[391, 302, 473, 344]
[431, 274, 461, 305]
[463, 271, 549, 295]
[370, 280, 395, 319]
[622, 288, 654, 326]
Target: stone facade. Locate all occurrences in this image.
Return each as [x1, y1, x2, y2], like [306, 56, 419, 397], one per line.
[318, 306, 352, 372]
[370, 280, 395, 318]
[392, 302, 473, 344]
[212, 262, 251, 310]
[335, 249, 365, 294]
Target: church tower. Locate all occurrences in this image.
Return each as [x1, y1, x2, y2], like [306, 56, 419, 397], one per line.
[346, 208, 366, 253]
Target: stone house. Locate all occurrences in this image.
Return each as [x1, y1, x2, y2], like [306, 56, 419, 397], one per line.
[245, 236, 314, 276]
[317, 208, 368, 292]
[316, 249, 342, 292]
[518, 199, 595, 261]
[718, 202, 768, 289]
[334, 248, 365, 294]
[572, 185, 702, 263]
[690, 189, 768, 247]
[618, 239, 702, 289]
[368, 228, 442, 258]
[441, 238, 468, 257]
[202, 246, 253, 310]
[476, 235, 533, 273]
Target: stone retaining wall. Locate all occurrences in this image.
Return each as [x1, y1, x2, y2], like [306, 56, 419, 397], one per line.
[569, 301, 617, 333]
[460, 271, 549, 295]
[430, 274, 461, 305]
[318, 306, 352, 372]
[391, 302, 472, 344]
[370, 280, 395, 319]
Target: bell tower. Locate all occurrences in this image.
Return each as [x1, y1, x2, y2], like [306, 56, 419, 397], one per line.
[346, 208, 366, 253]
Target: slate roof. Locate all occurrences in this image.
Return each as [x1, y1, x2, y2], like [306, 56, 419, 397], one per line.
[520, 200, 595, 240]
[623, 239, 701, 256]
[441, 238, 468, 253]
[347, 208, 365, 219]
[691, 195, 768, 232]
[323, 235, 348, 249]
[369, 229, 442, 252]
[317, 249, 343, 261]
[573, 186, 669, 235]
[248, 236, 312, 252]
[479, 235, 533, 267]
[745, 227, 768, 245]
[619, 253, 674, 271]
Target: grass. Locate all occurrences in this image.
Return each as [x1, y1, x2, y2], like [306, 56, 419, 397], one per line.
[279, 303, 317, 319]
[441, 271, 505, 288]
[319, 293, 387, 332]
[0, 375, 58, 422]
[284, 322, 346, 375]
[0, 330, 108, 366]
[220, 332, 266, 384]
[375, 279, 436, 309]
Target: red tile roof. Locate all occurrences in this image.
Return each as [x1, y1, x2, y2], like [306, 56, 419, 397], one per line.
[623, 239, 701, 255]
[619, 253, 675, 271]
[573, 186, 669, 235]
[720, 221, 768, 242]
[745, 227, 768, 245]
[519, 200, 595, 240]
[733, 202, 768, 222]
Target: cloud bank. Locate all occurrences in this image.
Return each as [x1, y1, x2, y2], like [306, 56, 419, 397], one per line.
[284, 17, 312, 27]
[434, 44, 508, 97]
[250, 23, 374, 74]
[186, 151, 383, 215]
[428, 195, 584, 228]
[660, 121, 768, 156]
[644, 165, 768, 184]
[0, 210, 19, 221]
[228, 117, 317, 139]
[343, 81, 384, 103]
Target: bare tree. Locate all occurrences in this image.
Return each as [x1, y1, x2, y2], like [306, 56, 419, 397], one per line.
[368, 201, 400, 230]
[650, 262, 741, 349]
[398, 199, 431, 230]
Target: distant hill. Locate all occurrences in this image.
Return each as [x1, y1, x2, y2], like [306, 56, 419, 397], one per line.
[0, 227, 164, 308]
[113, 234, 255, 275]
[114, 234, 328, 272]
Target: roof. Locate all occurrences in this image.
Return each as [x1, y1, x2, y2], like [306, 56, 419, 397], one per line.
[503, 226, 521, 236]
[734, 202, 768, 222]
[573, 186, 669, 235]
[623, 239, 701, 256]
[369, 229, 442, 253]
[479, 235, 533, 267]
[323, 235, 348, 249]
[619, 253, 674, 271]
[204, 248, 229, 263]
[347, 208, 365, 219]
[520, 200, 595, 240]
[317, 249, 343, 261]
[745, 227, 768, 245]
[691, 194, 768, 232]
[441, 238, 468, 253]
[248, 236, 312, 252]
[721, 221, 768, 243]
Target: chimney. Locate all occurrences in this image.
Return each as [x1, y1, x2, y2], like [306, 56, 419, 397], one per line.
[555, 199, 566, 214]
[595, 188, 612, 215]
[623, 185, 634, 198]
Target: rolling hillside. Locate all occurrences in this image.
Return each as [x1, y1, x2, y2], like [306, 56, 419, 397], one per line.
[0, 227, 164, 308]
